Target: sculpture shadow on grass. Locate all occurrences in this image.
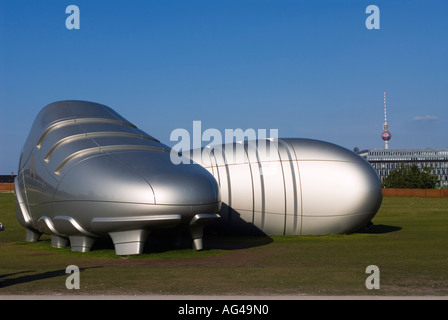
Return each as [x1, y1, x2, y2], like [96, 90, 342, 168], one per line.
[143, 203, 274, 253]
[0, 266, 102, 288]
[356, 223, 402, 234]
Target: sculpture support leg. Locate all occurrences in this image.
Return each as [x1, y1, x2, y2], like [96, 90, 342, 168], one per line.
[109, 229, 149, 255]
[26, 228, 42, 242]
[189, 224, 204, 251]
[69, 236, 95, 252]
[51, 235, 69, 248]
[189, 213, 220, 251]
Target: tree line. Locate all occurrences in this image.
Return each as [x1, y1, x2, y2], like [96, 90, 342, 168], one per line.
[381, 164, 440, 189]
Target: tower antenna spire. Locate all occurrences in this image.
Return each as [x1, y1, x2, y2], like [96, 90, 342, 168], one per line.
[381, 91, 391, 149]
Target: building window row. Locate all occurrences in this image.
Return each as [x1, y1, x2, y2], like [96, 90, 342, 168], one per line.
[370, 162, 448, 171]
[369, 150, 448, 156]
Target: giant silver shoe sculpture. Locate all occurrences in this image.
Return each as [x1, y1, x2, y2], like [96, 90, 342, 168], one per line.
[187, 138, 383, 235]
[14, 101, 221, 255]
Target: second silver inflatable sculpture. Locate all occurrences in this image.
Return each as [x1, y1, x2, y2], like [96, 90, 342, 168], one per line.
[187, 139, 382, 236]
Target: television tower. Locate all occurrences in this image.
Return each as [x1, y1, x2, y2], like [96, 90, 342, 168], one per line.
[381, 91, 391, 149]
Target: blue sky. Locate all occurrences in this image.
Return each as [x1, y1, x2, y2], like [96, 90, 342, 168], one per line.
[1, 0, 447, 173]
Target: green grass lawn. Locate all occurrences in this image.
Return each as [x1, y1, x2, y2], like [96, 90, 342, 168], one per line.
[0, 192, 447, 296]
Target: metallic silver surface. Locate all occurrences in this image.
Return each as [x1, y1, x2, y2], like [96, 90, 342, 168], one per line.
[187, 138, 383, 235]
[189, 213, 221, 250]
[50, 235, 69, 248]
[109, 229, 150, 255]
[15, 100, 221, 255]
